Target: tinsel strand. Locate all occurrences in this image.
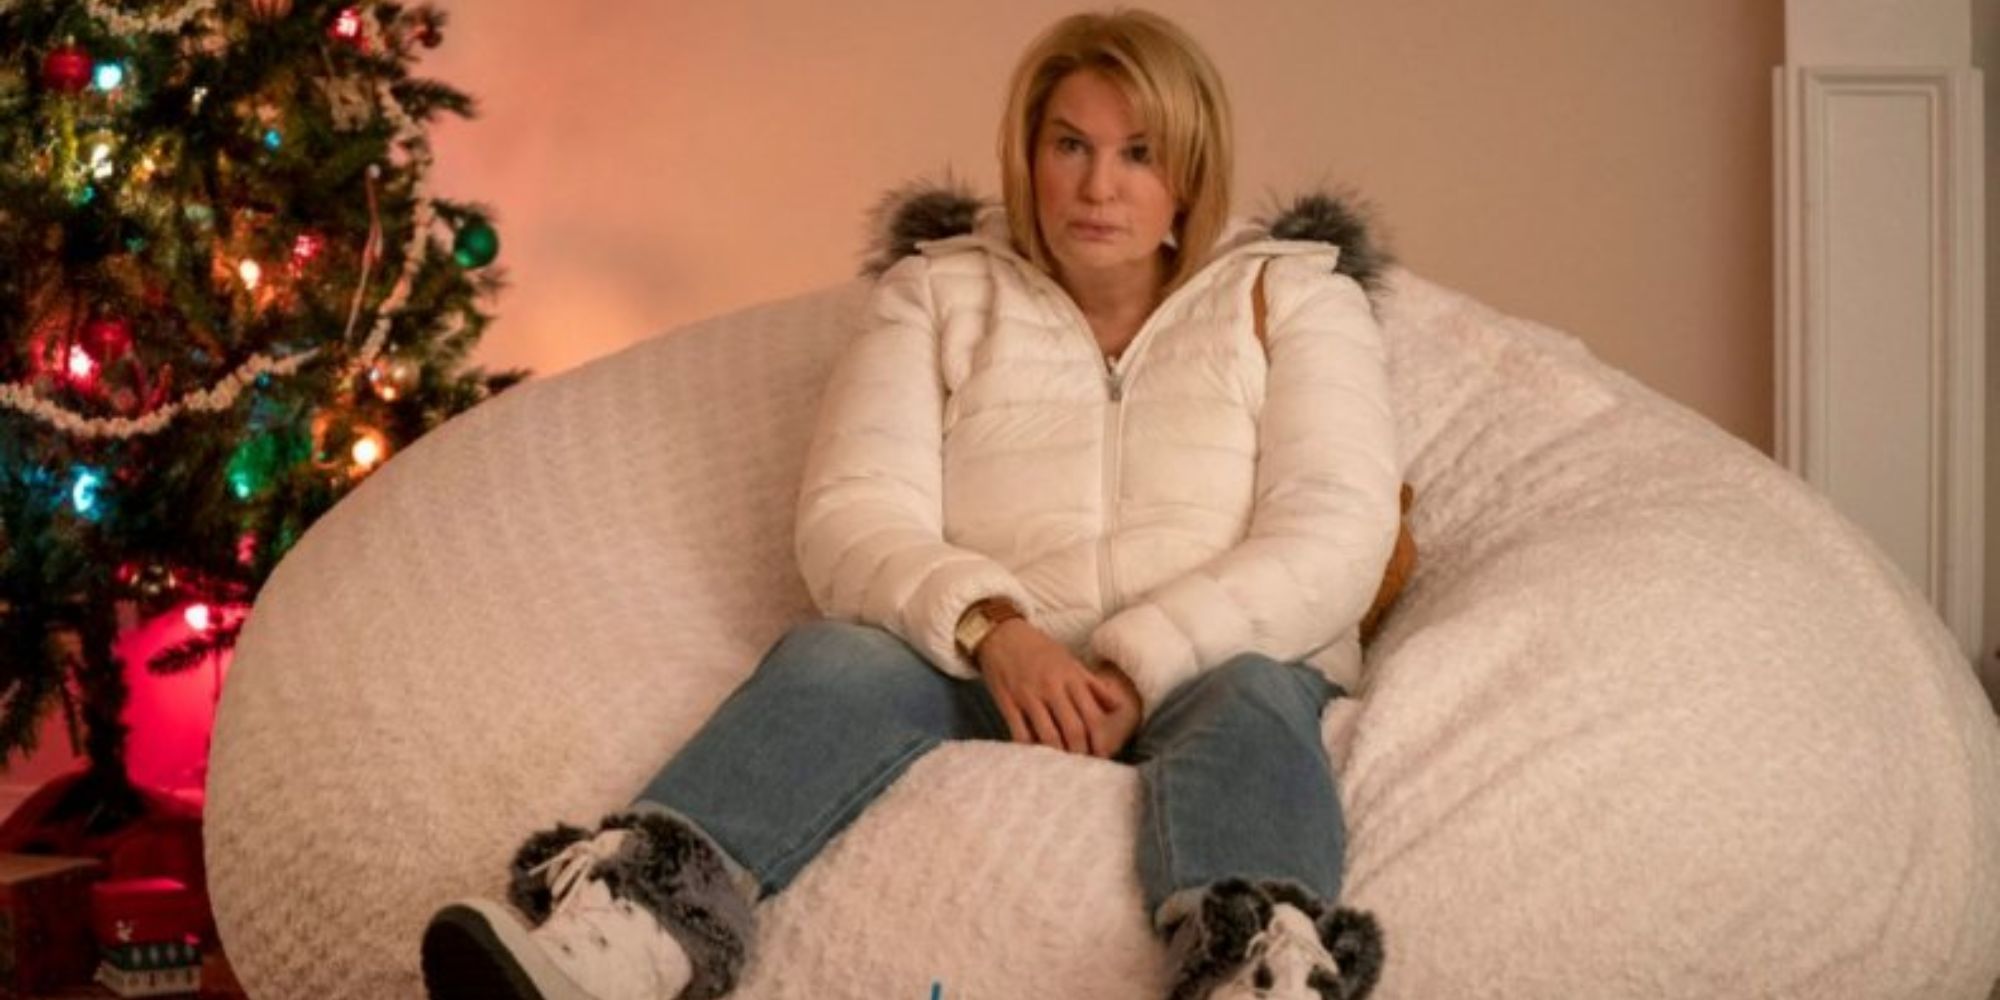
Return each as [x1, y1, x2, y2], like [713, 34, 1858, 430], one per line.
[0, 1, 455, 440]
[80, 0, 217, 36]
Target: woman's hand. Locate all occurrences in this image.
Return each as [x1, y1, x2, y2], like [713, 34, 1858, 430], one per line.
[977, 620, 1142, 758]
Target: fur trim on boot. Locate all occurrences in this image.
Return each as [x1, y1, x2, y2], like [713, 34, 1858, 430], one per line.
[1316, 907, 1385, 1000]
[1160, 878, 1385, 1000]
[592, 809, 756, 1000]
[505, 821, 593, 923]
[504, 810, 755, 1000]
[1163, 879, 1277, 1000]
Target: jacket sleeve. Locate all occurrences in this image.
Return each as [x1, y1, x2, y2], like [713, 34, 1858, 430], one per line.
[795, 253, 1036, 678]
[1089, 257, 1401, 715]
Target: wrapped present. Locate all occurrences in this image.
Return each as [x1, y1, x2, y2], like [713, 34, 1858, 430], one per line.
[95, 940, 202, 997]
[90, 877, 207, 947]
[0, 853, 104, 999]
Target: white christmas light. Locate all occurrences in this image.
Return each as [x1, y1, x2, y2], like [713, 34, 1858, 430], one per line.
[350, 431, 387, 471]
[239, 259, 263, 290]
[67, 346, 99, 381]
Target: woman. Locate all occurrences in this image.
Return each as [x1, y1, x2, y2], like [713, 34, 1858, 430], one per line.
[422, 9, 1397, 1000]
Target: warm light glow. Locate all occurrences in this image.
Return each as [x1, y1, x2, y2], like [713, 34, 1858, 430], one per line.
[89, 143, 114, 179]
[350, 430, 388, 471]
[332, 7, 364, 39]
[66, 345, 99, 381]
[184, 603, 213, 633]
[238, 258, 263, 290]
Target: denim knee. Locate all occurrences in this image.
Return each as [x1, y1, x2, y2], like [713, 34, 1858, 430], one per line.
[766, 619, 902, 662]
[1170, 654, 1337, 719]
[749, 619, 971, 724]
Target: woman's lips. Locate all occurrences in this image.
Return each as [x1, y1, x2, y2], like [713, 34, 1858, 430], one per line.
[1070, 221, 1121, 240]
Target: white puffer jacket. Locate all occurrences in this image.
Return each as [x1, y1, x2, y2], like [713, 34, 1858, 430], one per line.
[797, 190, 1400, 713]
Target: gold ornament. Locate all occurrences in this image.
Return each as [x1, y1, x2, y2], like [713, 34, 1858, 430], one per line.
[367, 354, 420, 401]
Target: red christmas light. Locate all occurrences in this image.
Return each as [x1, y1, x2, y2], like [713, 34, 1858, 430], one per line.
[330, 7, 365, 44]
[290, 232, 325, 274]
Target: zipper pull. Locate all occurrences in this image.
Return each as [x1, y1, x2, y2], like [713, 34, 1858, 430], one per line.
[1106, 371, 1124, 402]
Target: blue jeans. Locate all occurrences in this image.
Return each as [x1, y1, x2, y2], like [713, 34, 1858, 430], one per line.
[636, 621, 1347, 921]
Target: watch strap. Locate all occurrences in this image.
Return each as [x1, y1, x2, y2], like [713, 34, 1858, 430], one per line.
[954, 596, 1024, 661]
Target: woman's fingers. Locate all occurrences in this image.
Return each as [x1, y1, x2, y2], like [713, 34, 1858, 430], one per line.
[1068, 682, 1115, 757]
[1023, 697, 1065, 751]
[991, 686, 1030, 745]
[1050, 685, 1092, 755]
[1084, 671, 1127, 714]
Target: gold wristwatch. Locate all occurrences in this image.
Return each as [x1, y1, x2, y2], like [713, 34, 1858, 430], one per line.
[953, 596, 1024, 662]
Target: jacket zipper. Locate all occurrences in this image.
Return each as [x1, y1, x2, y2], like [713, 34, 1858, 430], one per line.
[1099, 363, 1124, 615]
[1001, 253, 1253, 617]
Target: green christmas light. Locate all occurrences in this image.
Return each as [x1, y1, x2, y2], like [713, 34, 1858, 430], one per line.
[226, 428, 313, 502]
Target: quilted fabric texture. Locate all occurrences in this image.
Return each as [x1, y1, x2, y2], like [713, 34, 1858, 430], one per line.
[205, 273, 2000, 999]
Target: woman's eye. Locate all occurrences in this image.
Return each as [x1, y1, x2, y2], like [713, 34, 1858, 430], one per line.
[1125, 145, 1152, 164]
[1056, 136, 1085, 154]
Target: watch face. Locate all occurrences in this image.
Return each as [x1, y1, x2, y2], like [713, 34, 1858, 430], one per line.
[955, 608, 994, 656]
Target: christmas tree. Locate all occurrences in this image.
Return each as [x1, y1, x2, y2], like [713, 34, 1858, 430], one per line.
[0, 0, 524, 829]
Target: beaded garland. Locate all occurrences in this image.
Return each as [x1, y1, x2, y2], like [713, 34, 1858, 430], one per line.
[0, 0, 462, 440]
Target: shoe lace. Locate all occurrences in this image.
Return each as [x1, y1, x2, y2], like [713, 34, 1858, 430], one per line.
[525, 832, 670, 997]
[1239, 913, 1339, 986]
[530, 829, 630, 916]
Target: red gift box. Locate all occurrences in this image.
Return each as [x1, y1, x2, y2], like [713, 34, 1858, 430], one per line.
[0, 853, 105, 999]
[89, 878, 206, 948]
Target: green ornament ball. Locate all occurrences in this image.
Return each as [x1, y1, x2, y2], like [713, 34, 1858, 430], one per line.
[452, 219, 499, 269]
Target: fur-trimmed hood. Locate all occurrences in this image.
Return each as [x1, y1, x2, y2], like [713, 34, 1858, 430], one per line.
[860, 179, 1393, 301]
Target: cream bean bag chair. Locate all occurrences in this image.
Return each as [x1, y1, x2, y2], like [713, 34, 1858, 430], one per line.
[206, 262, 2000, 998]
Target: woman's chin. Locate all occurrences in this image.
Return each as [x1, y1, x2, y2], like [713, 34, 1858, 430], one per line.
[1053, 244, 1150, 278]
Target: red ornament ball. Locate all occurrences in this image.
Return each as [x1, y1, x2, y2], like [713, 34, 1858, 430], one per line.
[81, 316, 135, 362]
[41, 43, 92, 94]
[81, 316, 136, 364]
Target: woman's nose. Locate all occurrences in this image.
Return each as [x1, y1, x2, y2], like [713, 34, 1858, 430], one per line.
[1082, 154, 1116, 201]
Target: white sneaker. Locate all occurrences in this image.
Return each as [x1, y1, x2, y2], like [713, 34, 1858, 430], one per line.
[424, 832, 693, 1000]
[1205, 904, 1346, 1000]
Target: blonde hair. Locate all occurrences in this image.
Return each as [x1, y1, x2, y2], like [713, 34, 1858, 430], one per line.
[997, 9, 1234, 294]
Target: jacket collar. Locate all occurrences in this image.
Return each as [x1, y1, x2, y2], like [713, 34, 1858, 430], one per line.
[859, 178, 1393, 302]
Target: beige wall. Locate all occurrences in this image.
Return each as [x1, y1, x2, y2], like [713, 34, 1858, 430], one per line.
[423, 0, 1782, 451]
[1977, 0, 1998, 689]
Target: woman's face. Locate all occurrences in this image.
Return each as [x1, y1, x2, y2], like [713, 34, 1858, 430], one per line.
[1032, 69, 1177, 292]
